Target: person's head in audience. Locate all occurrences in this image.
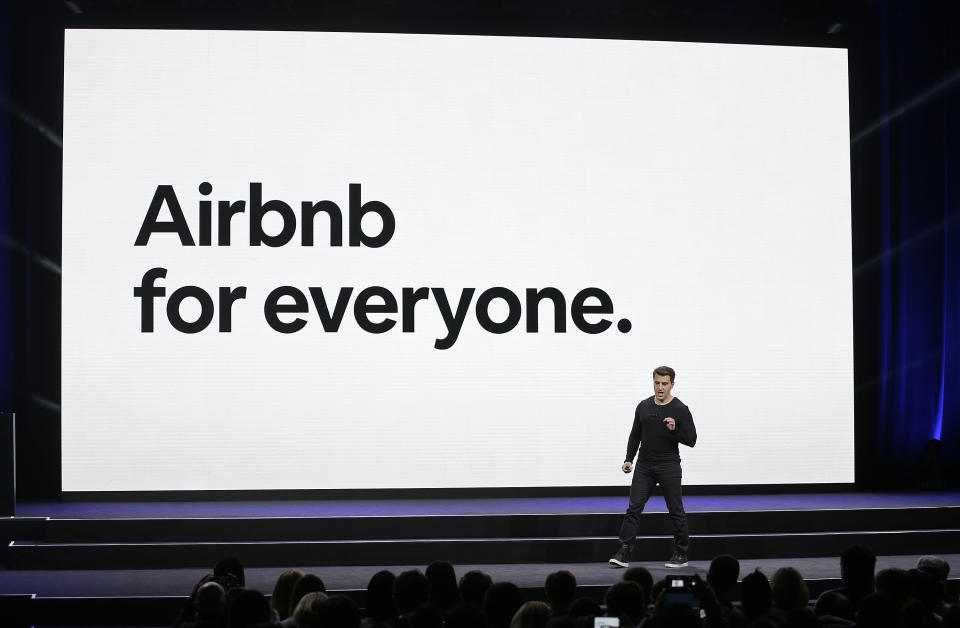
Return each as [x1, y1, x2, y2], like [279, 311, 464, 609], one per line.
[190, 572, 238, 613]
[707, 554, 740, 599]
[318, 594, 362, 628]
[917, 555, 950, 583]
[917, 555, 952, 608]
[544, 570, 577, 616]
[771, 567, 809, 612]
[510, 601, 551, 628]
[813, 590, 854, 620]
[484, 582, 525, 628]
[459, 570, 493, 609]
[740, 568, 772, 622]
[875, 567, 912, 609]
[395, 569, 430, 616]
[215, 557, 246, 588]
[195, 581, 226, 622]
[839, 544, 876, 599]
[621, 567, 653, 607]
[855, 592, 898, 628]
[293, 591, 330, 628]
[604, 581, 646, 627]
[289, 574, 328, 620]
[426, 560, 461, 611]
[568, 597, 602, 619]
[366, 570, 398, 621]
[907, 568, 943, 616]
[272, 569, 305, 620]
[446, 603, 487, 628]
[225, 588, 271, 628]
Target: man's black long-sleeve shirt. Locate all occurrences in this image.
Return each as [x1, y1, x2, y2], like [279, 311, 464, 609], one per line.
[624, 396, 697, 463]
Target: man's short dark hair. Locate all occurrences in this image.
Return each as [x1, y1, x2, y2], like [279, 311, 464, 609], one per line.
[459, 570, 492, 608]
[394, 569, 430, 614]
[917, 555, 950, 582]
[544, 570, 577, 612]
[604, 581, 646, 624]
[840, 544, 876, 588]
[741, 569, 772, 621]
[653, 366, 675, 382]
[622, 567, 653, 606]
[708, 555, 740, 596]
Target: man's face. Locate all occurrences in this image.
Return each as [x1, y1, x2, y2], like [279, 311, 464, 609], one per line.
[653, 374, 674, 401]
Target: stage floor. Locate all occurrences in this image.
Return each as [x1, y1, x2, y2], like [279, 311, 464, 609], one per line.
[4, 491, 958, 604]
[15, 491, 960, 519]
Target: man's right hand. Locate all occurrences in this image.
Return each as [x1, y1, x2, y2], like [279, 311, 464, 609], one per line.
[622, 461, 633, 473]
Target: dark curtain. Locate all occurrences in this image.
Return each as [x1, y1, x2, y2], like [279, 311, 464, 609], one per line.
[852, 0, 960, 487]
[0, 0, 10, 411]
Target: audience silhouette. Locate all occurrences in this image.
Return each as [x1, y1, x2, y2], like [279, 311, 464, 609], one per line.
[545, 571, 578, 617]
[172, 549, 956, 628]
[363, 570, 398, 627]
[273, 570, 305, 621]
[426, 561, 462, 611]
[460, 570, 494, 609]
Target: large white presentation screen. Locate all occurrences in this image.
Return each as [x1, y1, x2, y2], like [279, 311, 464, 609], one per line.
[62, 30, 853, 491]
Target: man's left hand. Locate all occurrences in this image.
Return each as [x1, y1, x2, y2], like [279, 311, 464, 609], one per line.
[663, 417, 676, 431]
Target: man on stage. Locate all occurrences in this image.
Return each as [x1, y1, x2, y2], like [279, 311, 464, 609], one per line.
[610, 366, 697, 569]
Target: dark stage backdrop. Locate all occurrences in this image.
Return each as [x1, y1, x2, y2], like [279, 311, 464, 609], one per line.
[849, 1, 960, 488]
[0, 0, 10, 416]
[2, 0, 958, 496]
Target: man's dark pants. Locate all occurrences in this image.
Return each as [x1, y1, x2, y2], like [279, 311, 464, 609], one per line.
[617, 459, 689, 555]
